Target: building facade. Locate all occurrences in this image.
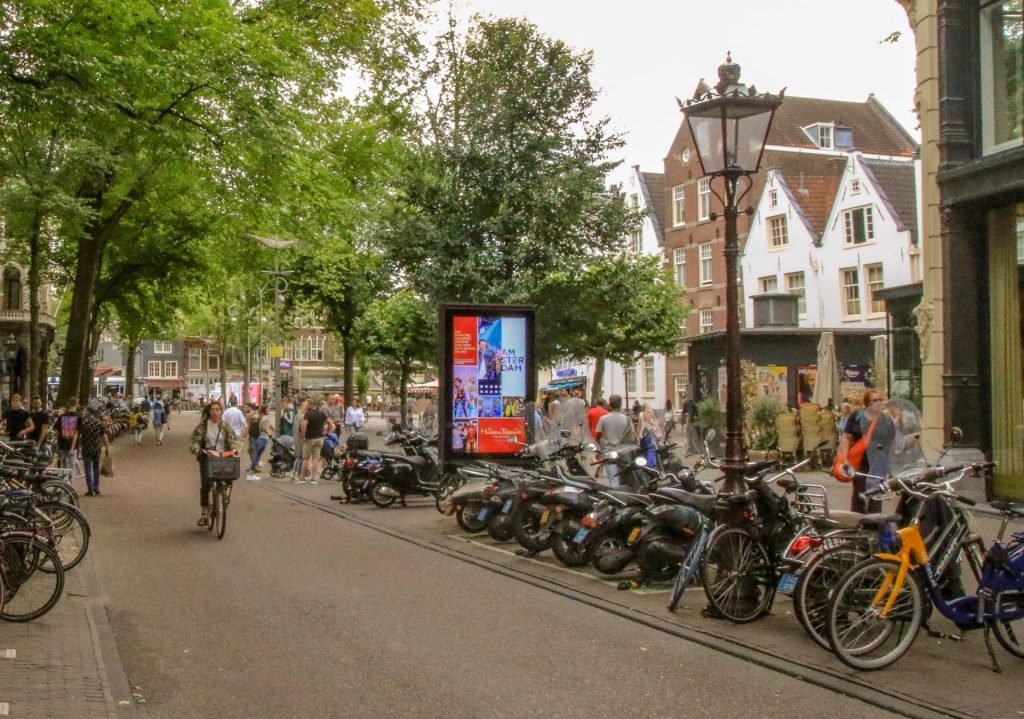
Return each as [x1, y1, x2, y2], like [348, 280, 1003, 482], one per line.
[0, 257, 57, 404]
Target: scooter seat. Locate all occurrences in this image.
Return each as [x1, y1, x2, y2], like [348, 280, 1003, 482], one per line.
[598, 488, 651, 506]
[651, 486, 716, 515]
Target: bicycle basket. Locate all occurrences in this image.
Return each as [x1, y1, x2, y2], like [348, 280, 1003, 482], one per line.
[200, 456, 240, 482]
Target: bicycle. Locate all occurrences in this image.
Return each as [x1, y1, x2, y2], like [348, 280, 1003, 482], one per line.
[824, 462, 1024, 672]
[200, 452, 239, 540]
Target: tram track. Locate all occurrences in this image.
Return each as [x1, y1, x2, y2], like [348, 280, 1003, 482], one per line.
[259, 483, 967, 719]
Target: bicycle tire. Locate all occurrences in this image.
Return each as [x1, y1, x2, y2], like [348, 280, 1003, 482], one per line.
[213, 483, 227, 539]
[992, 591, 1024, 659]
[794, 544, 868, 650]
[0, 534, 65, 622]
[700, 526, 775, 623]
[826, 557, 924, 670]
[668, 527, 709, 612]
[38, 480, 79, 508]
[36, 502, 91, 571]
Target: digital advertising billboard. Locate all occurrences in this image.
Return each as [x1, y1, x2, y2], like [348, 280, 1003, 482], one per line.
[440, 305, 536, 467]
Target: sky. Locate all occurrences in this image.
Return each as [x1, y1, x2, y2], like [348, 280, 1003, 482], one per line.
[443, 0, 918, 183]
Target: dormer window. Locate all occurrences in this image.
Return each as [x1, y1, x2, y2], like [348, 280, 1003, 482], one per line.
[835, 126, 853, 149]
[802, 123, 835, 150]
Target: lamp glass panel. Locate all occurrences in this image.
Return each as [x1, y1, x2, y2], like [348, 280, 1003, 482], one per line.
[732, 109, 774, 172]
[688, 114, 725, 174]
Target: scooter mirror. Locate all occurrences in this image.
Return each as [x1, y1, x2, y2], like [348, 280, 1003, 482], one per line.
[582, 443, 597, 452]
[839, 462, 856, 480]
[605, 451, 619, 460]
[634, 456, 648, 467]
[949, 427, 963, 444]
[705, 429, 716, 443]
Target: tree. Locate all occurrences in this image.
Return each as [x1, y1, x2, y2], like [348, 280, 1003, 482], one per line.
[358, 291, 437, 426]
[378, 17, 636, 306]
[535, 252, 689, 404]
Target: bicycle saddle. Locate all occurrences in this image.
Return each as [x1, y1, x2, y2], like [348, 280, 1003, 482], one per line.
[989, 500, 1024, 517]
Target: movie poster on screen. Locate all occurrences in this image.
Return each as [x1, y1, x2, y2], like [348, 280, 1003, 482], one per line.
[797, 366, 817, 405]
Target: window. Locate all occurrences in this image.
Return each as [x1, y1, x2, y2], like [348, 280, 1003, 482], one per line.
[147, 361, 162, 377]
[699, 242, 713, 286]
[673, 248, 686, 287]
[164, 361, 178, 377]
[153, 341, 172, 354]
[674, 375, 688, 403]
[672, 185, 685, 227]
[981, 1, 1024, 152]
[785, 272, 807, 317]
[699, 308, 714, 334]
[208, 354, 219, 371]
[2, 268, 21, 311]
[188, 348, 202, 371]
[642, 356, 655, 393]
[843, 206, 874, 245]
[759, 276, 778, 293]
[866, 263, 885, 314]
[842, 268, 861, 318]
[768, 189, 778, 208]
[287, 335, 326, 362]
[818, 124, 833, 149]
[625, 366, 637, 394]
[681, 147, 691, 163]
[631, 227, 643, 253]
[698, 178, 711, 221]
[850, 179, 861, 195]
[835, 127, 854, 149]
[629, 193, 639, 208]
[768, 215, 789, 248]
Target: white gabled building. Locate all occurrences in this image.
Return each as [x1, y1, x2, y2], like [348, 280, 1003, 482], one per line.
[742, 151, 920, 329]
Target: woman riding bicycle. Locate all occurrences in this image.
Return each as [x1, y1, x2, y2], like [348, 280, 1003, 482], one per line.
[188, 401, 239, 526]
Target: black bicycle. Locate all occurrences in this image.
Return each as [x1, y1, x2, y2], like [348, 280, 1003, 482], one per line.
[201, 454, 239, 540]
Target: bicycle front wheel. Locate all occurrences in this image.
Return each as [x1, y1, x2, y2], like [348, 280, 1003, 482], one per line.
[826, 558, 924, 670]
[700, 526, 775, 623]
[36, 501, 91, 571]
[993, 591, 1024, 659]
[794, 544, 869, 650]
[0, 534, 65, 622]
[213, 483, 228, 539]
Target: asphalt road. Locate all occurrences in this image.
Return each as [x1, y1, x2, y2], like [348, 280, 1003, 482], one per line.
[80, 414, 1012, 719]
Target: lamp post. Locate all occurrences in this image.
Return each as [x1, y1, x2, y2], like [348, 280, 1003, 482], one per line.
[682, 54, 783, 493]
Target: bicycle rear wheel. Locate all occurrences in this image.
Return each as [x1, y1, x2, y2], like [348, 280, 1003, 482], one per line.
[700, 526, 775, 623]
[0, 534, 65, 622]
[794, 544, 868, 650]
[993, 592, 1024, 659]
[826, 558, 924, 670]
[36, 502, 91, 571]
[213, 483, 228, 539]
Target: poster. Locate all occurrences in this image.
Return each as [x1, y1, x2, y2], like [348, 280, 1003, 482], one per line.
[797, 366, 817, 405]
[756, 366, 788, 404]
[447, 311, 531, 456]
[840, 365, 869, 403]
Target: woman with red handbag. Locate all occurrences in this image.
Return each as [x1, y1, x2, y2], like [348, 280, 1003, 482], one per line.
[836, 390, 896, 513]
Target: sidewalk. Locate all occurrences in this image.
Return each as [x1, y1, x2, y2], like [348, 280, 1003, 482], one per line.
[0, 461, 137, 718]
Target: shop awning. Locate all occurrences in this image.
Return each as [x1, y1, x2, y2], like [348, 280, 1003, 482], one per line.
[540, 376, 585, 392]
[146, 378, 187, 389]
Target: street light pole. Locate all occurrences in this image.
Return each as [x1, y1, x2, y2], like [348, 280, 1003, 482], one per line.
[682, 54, 783, 493]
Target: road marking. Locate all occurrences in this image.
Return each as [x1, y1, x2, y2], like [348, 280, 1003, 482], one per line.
[0, 649, 14, 659]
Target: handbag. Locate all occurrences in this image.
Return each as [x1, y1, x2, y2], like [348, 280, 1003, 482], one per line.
[100, 449, 114, 477]
[832, 415, 879, 482]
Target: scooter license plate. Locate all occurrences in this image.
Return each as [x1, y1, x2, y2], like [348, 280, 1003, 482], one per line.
[502, 499, 514, 513]
[627, 527, 642, 545]
[777, 573, 798, 595]
[443, 504, 455, 516]
[539, 510, 550, 525]
[477, 507, 490, 521]
[573, 527, 589, 544]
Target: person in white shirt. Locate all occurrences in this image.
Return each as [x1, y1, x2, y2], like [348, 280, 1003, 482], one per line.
[222, 401, 247, 440]
[344, 400, 365, 433]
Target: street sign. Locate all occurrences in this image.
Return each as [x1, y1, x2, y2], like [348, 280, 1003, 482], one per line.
[268, 345, 284, 358]
[279, 360, 291, 369]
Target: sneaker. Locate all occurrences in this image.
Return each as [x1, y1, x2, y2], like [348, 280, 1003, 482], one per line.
[308, 479, 318, 485]
[85, 490, 95, 497]
[94, 489, 100, 496]
[246, 474, 261, 481]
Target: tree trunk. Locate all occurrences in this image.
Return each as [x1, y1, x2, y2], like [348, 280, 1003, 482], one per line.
[58, 233, 102, 406]
[27, 204, 43, 401]
[124, 340, 137, 402]
[342, 333, 354, 407]
[590, 355, 606, 405]
[79, 319, 103, 401]
[219, 336, 228, 403]
[399, 362, 409, 428]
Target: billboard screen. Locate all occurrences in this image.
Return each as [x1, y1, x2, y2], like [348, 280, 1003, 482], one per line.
[441, 305, 535, 465]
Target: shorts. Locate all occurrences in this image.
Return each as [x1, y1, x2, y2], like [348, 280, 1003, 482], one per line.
[302, 438, 324, 460]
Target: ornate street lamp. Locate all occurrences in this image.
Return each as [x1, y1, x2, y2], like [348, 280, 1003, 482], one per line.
[681, 54, 783, 493]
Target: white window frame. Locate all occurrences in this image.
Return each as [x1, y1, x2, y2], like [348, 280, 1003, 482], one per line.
[842, 268, 862, 318]
[818, 124, 834, 149]
[673, 248, 686, 288]
[188, 348, 202, 371]
[980, 1, 1024, 154]
[163, 361, 178, 378]
[697, 178, 711, 221]
[642, 356, 655, 395]
[147, 360, 162, 378]
[850, 179, 861, 195]
[699, 242, 713, 286]
[631, 228, 643, 254]
[769, 189, 779, 208]
[699, 308, 714, 334]
[768, 215, 789, 249]
[672, 185, 686, 227]
[625, 366, 637, 394]
[759, 276, 778, 293]
[153, 340, 172, 354]
[785, 271, 807, 318]
[844, 206, 875, 245]
[866, 263, 886, 315]
[674, 375, 688, 399]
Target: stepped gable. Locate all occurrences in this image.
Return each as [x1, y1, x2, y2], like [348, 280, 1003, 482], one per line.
[767, 95, 918, 157]
[860, 158, 919, 244]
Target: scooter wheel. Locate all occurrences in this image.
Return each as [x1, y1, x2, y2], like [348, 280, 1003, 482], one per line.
[370, 481, 398, 508]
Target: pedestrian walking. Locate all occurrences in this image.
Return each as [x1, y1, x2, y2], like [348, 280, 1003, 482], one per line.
[56, 397, 81, 473]
[299, 400, 327, 484]
[594, 395, 636, 487]
[78, 407, 108, 496]
[129, 404, 145, 445]
[278, 398, 295, 438]
[837, 390, 897, 513]
[292, 398, 308, 480]
[222, 400, 246, 442]
[26, 396, 49, 450]
[188, 401, 239, 527]
[3, 393, 32, 440]
[152, 397, 166, 445]
[247, 406, 274, 480]
[587, 398, 609, 441]
[344, 399, 365, 433]
[637, 403, 662, 467]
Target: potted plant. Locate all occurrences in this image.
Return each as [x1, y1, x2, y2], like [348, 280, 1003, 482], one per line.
[748, 395, 783, 460]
